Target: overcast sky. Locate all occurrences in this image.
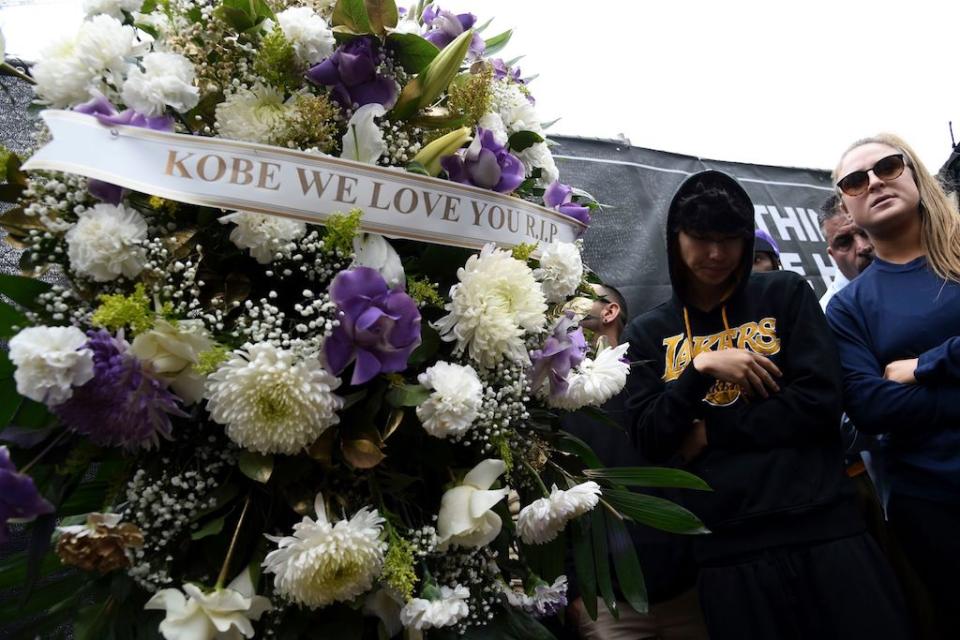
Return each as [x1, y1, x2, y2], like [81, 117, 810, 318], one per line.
[3, 0, 958, 172]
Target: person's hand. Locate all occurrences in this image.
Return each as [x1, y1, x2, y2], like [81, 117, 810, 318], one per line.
[693, 349, 782, 398]
[679, 420, 708, 462]
[884, 358, 918, 384]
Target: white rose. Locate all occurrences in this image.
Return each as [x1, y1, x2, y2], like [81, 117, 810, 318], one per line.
[416, 361, 483, 439]
[144, 568, 272, 640]
[130, 319, 214, 404]
[8, 326, 95, 406]
[122, 51, 199, 116]
[534, 241, 583, 303]
[83, 0, 143, 19]
[352, 233, 404, 289]
[32, 34, 97, 107]
[340, 103, 387, 165]
[277, 6, 335, 65]
[66, 203, 148, 282]
[437, 459, 509, 549]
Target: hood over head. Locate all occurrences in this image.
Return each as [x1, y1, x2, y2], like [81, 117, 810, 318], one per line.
[665, 170, 755, 308]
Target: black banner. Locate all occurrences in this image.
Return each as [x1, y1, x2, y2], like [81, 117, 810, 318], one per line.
[554, 136, 838, 317]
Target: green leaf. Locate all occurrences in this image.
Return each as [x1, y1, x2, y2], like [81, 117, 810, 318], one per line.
[605, 510, 649, 615]
[584, 467, 712, 491]
[555, 431, 602, 469]
[364, 0, 398, 35]
[0, 571, 88, 622]
[483, 29, 512, 56]
[385, 383, 430, 407]
[332, 0, 373, 34]
[602, 488, 710, 534]
[386, 32, 440, 73]
[404, 160, 431, 176]
[591, 509, 617, 619]
[391, 28, 472, 120]
[571, 517, 597, 620]
[573, 405, 625, 433]
[215, 0, 274, 32]
[140, 0, 158, 12]
[0, 300, 28, 338]
[238, 450, 274, 483]
[407, 323, 440, 366]
[0, 273, 51, 308]
[191, 514, 226, 540]
[0, 551, 61, 591]
[507, 130, 544, 153]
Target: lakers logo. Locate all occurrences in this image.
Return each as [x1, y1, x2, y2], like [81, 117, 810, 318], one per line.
[661, 317, 781, 407]
[704, 381, 742, 407]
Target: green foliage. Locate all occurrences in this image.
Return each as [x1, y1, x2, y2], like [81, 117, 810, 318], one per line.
[405, 276, 444, 307]
[584, 466, 712, 491]
[387, 33, 440, 73]
[195, 344, 230, 375]
[507, 130, 545, 153]
[510, 242, 538, 261]
[602, 488, 710, 534]
[382, 537, 417, 600]
[324, 208, 364, 254]
[90, 284, 154, 335]
[254, 28, 300, 92]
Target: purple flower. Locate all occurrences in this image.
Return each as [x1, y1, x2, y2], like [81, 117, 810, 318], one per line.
[0, 446, 54, 545]
[307, 37, 398, 110]
[74, 94, 174, 204]
[54, 330, 185, 451]
[441, 128, 525, 193]
[490, 59, 534, 104]
[530, 312, 587, 396]
[422, 5, 485, 59]
[544, 181, 591, 226]
[325, 267, 422, 386]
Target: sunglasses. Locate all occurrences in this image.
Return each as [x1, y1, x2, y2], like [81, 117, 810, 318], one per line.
[836, 154, 906, 197]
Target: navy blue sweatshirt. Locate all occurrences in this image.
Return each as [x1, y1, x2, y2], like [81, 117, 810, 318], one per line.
[826, 256, 960, 504]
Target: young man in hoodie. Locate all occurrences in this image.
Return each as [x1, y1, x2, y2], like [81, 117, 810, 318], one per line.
[623, 171, 910, 639]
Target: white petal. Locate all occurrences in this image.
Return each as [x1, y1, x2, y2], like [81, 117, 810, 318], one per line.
[463, 459, 506, 490]
[468, 487, 508, 520]
[340, 103, 387, 164]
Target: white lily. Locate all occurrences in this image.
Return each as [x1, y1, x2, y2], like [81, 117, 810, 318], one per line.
[340, 103, 387, 164]
[145, 568, 272, 640]
[352, 233, 405, 289]
[437, 459, 509, 549]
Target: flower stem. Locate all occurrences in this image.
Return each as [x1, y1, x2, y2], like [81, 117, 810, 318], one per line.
[1, 62, 35, 85]
[20, 429, 71, 475]
[522, 459, 551, 498]
[216, 494, 251, 589]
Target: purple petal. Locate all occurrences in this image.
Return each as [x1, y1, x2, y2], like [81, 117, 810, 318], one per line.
[307, 55, 342, 86]
[422, 5, 441, 24]
[441, 155, 469, 183]
[456, 12, 477, 29]
[349, 76, 398, 109]
[356, 306, 393, 333]
[544, 181, 572, 208]
[468, 32, 485, 58]
[493, 151, 525, 193]
[74, 94, 117, 117]
[424, 30, 454, 49]
[324, 328, 355, 375]
[352, 348, 383, 385]
[88, 179, 125, 204]
[558, 201, 591, 225]
[338, 49, 376, 87]
[331, 267, 389, 309]
[467, 148, 503, 189]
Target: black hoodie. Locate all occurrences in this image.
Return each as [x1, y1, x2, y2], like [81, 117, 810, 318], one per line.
[622, 171, 861, 562]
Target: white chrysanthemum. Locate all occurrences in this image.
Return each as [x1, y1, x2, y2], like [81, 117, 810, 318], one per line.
[215, 83, 292, 145]
[518, 141, 559, 185]
[517, 482, 602, 545]
[548, 342, 630, 411]
[66, 203, 148, 282]
[400, 585, 470, 631]
[8, 326, 95, 406]
[32, 34, 96, 107]
[277, 6, 335, 65]
[263, 493, 386, 608]
[121, 51, 199, 116]
[205, 343, 343, 454]
[145, 568, 272, 640]
[75, 14, 139, 76]
[130, 319, 213, 404]
[502, 576, 568, 617]
[490, 80, 540, 134]
[434, 244, 547, 369]
[219, 211, 306, 264]
[83, 0, 143, 19]
[534, 241, 583, 303]
[416, 362, 483, 439]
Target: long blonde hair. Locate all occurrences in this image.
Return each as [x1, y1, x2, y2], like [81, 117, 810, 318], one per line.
[834, 133, 960, 283]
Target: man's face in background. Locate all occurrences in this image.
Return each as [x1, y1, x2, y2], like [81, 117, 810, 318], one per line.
[822, 213, 874, 280]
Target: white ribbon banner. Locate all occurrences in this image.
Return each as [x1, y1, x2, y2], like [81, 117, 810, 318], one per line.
[24, 110, 585, 253]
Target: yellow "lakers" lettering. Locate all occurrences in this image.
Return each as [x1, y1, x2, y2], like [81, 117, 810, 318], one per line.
[662, 317, 780, 382]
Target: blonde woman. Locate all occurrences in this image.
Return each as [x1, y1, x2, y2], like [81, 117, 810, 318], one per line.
[826, 134, 960, 638]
